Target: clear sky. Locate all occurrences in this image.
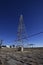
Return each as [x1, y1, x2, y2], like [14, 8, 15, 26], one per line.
[0, 0, 43, 47]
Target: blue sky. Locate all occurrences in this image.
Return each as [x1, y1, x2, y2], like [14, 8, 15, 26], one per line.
[0, 0, 43, 47]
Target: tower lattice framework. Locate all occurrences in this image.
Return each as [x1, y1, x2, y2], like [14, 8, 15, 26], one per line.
[16, 15, 28, 47]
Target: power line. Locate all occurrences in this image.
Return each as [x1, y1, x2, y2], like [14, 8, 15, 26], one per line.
[15, 31, 43, 41]
[26, 31, 43, 39]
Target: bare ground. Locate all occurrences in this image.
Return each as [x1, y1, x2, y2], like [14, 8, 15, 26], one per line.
[0, 47, 43, 65]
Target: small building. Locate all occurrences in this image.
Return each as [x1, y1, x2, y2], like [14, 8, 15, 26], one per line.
[16, 45, 23, 52]
[6, 45, 10, 48]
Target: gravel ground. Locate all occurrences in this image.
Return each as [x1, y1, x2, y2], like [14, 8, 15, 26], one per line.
[0, 48, 43, 65]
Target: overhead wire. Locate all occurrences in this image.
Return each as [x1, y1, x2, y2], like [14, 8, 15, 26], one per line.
[15, 31, 43, 41]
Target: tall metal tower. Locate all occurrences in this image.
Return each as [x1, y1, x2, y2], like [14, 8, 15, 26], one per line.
[16, 14, 28, 47]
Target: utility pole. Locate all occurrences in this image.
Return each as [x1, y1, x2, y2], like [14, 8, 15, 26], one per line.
[0, 40, 3, 54]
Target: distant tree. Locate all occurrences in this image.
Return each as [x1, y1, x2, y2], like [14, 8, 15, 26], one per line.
[0, 40, 3, 48]
[27, 44, 35, 48]
[10, 45, 11, 48]
[13, 45, 15, 48]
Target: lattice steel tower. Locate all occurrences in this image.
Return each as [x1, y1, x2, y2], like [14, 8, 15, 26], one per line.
[16, 14, 28, 47]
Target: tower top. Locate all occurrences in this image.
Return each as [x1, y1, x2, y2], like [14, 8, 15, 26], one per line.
[19, 14, 23, 22]
[20, 14, 23, 18]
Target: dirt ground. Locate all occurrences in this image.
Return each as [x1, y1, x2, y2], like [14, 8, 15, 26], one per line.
[0, 47, 43, 65]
